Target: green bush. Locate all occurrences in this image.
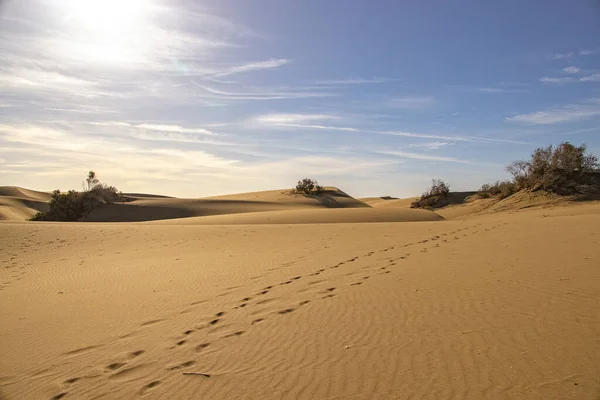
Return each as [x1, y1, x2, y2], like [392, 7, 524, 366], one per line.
[411, 179, 450, 209]
[294, 178, 324, 195]
[30, 172, 122, 221]
[506, 142, 599, 195]
[476, 180, 517, 200]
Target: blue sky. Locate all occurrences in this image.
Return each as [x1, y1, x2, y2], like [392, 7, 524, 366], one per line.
[1, 0, 599, 197]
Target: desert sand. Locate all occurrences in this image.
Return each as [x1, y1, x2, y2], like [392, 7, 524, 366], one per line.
[1, 186, 599, 400]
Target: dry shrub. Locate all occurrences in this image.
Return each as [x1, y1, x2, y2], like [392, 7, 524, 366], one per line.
[410, 179, 450, 209]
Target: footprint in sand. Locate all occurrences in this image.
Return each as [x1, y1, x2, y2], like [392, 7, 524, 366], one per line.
[168, 360, 197, 370]
[105, 362, 126, 372]
[140, 380, 161, 396]
[130, 350, 145, 358]
[224, 331, 245, 338]
[195, 343, 211, 352]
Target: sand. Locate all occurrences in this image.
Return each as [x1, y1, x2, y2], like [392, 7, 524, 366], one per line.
[1, 187, 600, 399]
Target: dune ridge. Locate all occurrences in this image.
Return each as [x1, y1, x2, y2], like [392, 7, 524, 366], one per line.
[1, 186, 443, 224]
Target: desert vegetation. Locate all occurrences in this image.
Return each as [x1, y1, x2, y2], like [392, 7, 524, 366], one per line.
[412, 142, 600, 209]
[30, 171, 123, 221]
[410, 179, 451, 209]
[293, 178, 324, 195]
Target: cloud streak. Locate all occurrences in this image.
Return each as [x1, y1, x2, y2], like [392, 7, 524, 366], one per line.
[314, 77, 396, 85]
[378, 150, 472, 164]
[212, 59, 290, 77]
[506, 99, 600, 124]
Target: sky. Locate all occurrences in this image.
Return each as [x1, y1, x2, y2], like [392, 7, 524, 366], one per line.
[1, 0, 600, 198]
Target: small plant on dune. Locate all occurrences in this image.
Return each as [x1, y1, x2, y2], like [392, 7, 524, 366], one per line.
[293, 178, 324, 195]
[505, 142, 599, 195]
[410, 179, 451, 209]
[474, 142, 599, 201]
[30, 171, 123, 221]
[476, 181, 517, 200]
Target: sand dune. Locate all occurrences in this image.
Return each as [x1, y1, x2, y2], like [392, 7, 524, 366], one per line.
[1, 200, 599, 399]
[0, 186, 51, 221]
[84, 188, 371, 222]
[0, 186, 378, 222]
[359, 196, 417, 208]
[150, 207, 443, 225]
[0, 186, 51, 201]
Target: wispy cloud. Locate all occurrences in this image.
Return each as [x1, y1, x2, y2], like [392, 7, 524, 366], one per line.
[404, 141, 450, 151]
[258, 118, 528, 145]
[255, 114, 339, 124]
[580, 73, 600, 82]
[506, 99, 600, 124]
[477, 87, 509, 93]
[552, 52, 575, 60]
[378, 150, 472, 164]
[551, 50, 596, 60]
[447, 84, 527, 94]
[539, 73, 600, 84]
[314, 77, 396, 85]
[87, 121, 219, 136]
[271, 123, 360, 132]
[388, 96, 435, 109]
[563, 66, 580, 74]
[212, 59, 290, 77]
[190, 83, 332, 100]
[539, 76, 576, 84]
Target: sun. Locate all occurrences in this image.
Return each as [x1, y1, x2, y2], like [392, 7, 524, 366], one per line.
[56, 0, 153, 64]
[61, 0, 148, 31]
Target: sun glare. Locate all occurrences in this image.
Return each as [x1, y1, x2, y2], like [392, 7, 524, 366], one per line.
[56, 0, 152, 64]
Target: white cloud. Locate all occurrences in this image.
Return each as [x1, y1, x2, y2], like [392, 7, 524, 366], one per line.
[506, 99, 600, 124]
[564, 66, 580, 74]
[257, 121, 527, 144]
[255, 114, 339, 124]
[136, 123, 218, 136]
[539, 73, 600, 84]
[478, 87, 508, 93]
[87, 121, 218, 136]
[383, 131, 471, 142]
[581, 73, 600, 82]
[190, 83, 332, 100]
[552, 52, 574, 60]
[212, 59, 290, 77]
[539, 76, 576, 84]
[404, 142, 450, 151]
[551, 50, 595, 60]
[314, 77, 395, 85]
[271, 123, 360, 132]
[388, 96, 435, 109]
[379, 150, 472, 164]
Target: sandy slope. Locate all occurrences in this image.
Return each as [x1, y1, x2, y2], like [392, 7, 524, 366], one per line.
[149, 208, 443, 225]
[0, 186, 384, 222]
[359, 196, 417, 208]
[1, 201, 599, 399]
[0, 187, 51, 221]
[84, 188, 372, 222]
